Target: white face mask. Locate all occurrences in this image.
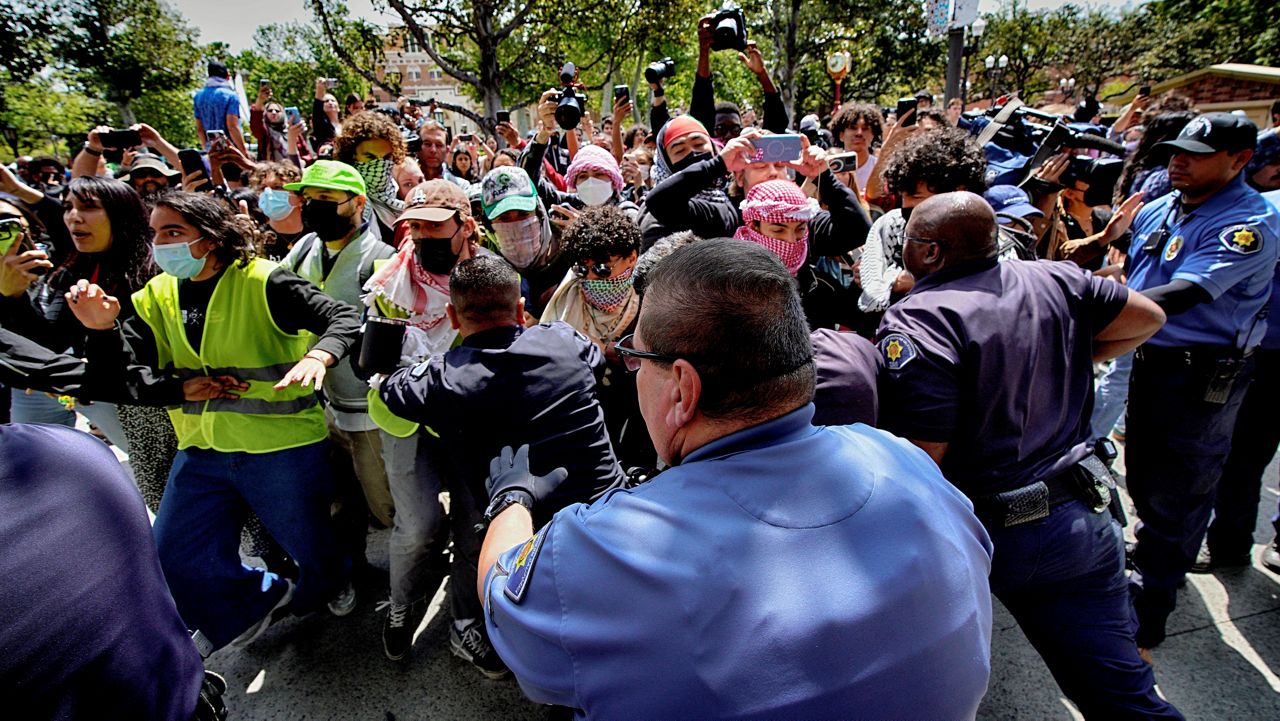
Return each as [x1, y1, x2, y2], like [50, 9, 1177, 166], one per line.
[637, 164, 651, 180]
[576, 177, 614, 207]
[491, 216, 543, 269]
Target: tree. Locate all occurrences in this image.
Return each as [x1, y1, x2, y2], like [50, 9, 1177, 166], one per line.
[58, 0, 202, 125]
[974, 1, 1065, 102]
[0, 0, 57, 80]
[0, 73, 110, 159]
[226, 23, 371, 116]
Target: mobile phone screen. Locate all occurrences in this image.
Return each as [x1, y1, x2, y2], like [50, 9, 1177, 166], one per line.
[747, 134, 804, 164]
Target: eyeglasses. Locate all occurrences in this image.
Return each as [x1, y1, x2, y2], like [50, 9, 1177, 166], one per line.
[714, 123, 742, 138]
[615, 333, 681, 372]
[903, 235, 942, 247]
[573, 260, 615, 278]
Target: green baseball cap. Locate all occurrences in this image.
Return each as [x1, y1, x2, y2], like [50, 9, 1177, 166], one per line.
[480, 166, 538, 219]
[283, 159, 367, 196]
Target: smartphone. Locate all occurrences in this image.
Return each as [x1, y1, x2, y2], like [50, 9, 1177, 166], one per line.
[99, 129, 142, 149]
[1138, 84, 1151, 97]
[613, 85, 630, 102]
[895, 97, 918, 126]
[325, 78, 338, 88]
[0, 219, 23, 257]
[285, 106, 303, 126]
[259, 79, 271, 88]
[826, 152, 859, 174]
[496, 110, 510, 124]
[747, 134, 804, 164]
[206, 130, 227, 150]
[178, 149, 212, 192]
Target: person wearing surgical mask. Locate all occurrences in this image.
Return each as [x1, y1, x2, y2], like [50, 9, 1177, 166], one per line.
[478, 166, 567, 320]
[539, 204, 653, 468]
[249, 162, 306, 258]
[65, 190, 362, 657]
[333, 111, 409, 242]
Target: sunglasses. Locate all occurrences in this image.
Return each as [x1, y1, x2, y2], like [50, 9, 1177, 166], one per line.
[573, 261, 616, 278]
[615, 333, 680, 372]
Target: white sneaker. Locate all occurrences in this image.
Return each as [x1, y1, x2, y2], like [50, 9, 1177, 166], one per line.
[327, 581, 357, 617]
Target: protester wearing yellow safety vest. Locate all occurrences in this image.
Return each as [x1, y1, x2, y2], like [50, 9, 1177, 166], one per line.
[67, 191, 362, 656]
[359, 180, 495, 667]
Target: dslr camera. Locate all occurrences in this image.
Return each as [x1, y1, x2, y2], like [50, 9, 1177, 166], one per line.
[645, 57, 676, 85]
[708, 7, 748, 52]
[552, 62, 585, 130]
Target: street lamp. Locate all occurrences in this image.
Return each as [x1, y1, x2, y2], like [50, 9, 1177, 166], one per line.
[984, 54, 1008, 108]
[1058, 77, 1076, 100]
[961, 18, 986, 106]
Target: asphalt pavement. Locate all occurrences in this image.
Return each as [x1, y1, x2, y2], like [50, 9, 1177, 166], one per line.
[203, 450, 1280, 720]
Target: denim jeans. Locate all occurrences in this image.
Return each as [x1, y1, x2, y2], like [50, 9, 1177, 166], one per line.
[989, 500, 1183, 719]
[9, 388, 75, 427]
[1090, 351, 1133, 440]
[153, 442, 350, 650]
[78, 400, 130, 454]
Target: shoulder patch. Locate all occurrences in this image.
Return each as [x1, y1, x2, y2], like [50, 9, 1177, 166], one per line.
[879, 332, 918, 371]
[503, 526, 549, 604]
[1219, 225, 1264, 255]
[1163, 235, 1184, 262]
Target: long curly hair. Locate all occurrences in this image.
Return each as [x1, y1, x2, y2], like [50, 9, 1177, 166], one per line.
[153, 192, 254, 270]
[333, 111, 407, 165]
[57, 177, 156, 294]
[882, 127, 987, 195]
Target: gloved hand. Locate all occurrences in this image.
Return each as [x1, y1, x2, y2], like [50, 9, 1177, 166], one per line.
[486, 444, 569, 506]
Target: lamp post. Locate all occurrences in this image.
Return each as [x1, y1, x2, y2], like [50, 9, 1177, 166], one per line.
[985, 53, 1008, 108]
[961, 18, 986, 107]
[1058, 77, 1076, 100]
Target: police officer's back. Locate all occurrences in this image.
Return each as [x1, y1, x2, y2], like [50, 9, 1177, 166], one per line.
[877, 192, 1180, 719]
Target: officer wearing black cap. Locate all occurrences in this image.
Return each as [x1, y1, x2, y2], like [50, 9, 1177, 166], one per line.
[1124, 112, 1280, 651]
[877, 191, 1180, 718]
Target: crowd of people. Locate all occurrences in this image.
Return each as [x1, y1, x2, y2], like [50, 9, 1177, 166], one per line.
[3, 16, 1280, 718]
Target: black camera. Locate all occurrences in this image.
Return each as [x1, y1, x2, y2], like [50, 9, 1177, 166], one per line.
[554, 62, 584, 130]
[406, 97, 435, 107]
[1062, 156, 1125, 207]
[401, 128, 422, 155]
[645, 57, 676, 84]
[709, 8, 748, 52]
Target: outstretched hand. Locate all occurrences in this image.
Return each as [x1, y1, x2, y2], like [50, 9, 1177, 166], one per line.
[486, 444, 569, 504]
[64, 280, 120, 330]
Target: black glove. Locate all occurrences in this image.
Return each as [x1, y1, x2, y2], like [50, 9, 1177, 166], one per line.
[486, 444, 569, 506]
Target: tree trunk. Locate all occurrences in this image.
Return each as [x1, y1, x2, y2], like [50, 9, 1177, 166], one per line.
[117, 101, 137, 127]
[630, 54, 644, 125]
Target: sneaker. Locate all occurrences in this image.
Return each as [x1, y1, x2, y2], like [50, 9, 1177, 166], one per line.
[1263, 544, 1280, 574]
[450, 619, 510, 679]
[1190, 544, 1251, 574]
[229, 578, 294, 649]
[383, 600, 414, 661]
[327, 581, 357, 617]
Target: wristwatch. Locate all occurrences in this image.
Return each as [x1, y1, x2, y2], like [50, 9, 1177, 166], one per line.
[476, 489, 534, 535]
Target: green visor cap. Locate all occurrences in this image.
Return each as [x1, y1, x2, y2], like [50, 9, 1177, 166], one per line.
[283, 159, 367, 196]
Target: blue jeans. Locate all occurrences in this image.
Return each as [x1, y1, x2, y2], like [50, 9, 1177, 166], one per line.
[9, 388, 75, 427]
[1090, 351, 1133, 440]
[989, 501, 1183, 719]
[153, 442, 350, 650]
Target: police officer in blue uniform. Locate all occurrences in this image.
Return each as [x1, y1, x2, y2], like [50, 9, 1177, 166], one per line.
[1123, 113, 1280, 650]
[877, 192, 1180, 718]
[474, 240, 996, 719]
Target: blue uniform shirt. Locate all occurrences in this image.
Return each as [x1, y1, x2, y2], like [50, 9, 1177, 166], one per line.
[877, 258, 1128, 496]
[1126, 173, 1280, 348]
[1262, 189, 1280, 349]
[484, 405, 994, 720]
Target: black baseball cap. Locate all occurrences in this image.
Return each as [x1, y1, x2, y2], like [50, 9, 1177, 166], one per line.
[1153, 112, 1258, 158]
[207, 60, 230, 78]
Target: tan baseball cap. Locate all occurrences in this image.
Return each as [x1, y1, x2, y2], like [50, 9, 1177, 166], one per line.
[396, 179, 471, 224]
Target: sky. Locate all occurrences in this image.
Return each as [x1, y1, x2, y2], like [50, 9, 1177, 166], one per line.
[170, 0, 1143, 54]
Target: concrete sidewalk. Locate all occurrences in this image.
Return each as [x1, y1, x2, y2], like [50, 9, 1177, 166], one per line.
[207, 454, 1280, 720]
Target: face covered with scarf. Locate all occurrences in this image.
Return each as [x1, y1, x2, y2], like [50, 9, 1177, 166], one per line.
[733, 179, 819, 275]
[352, 138, 407, 227]
[576, 251, 639, 311]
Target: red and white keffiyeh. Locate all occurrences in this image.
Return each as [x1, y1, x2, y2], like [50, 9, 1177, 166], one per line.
[734, 180, 819, 275]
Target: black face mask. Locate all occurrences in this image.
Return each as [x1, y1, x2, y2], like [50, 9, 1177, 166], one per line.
[415, 230, 461, 275]
[899, 205, 913, 222]
[670, 150, 711, 174]
[301, 198, 355, 242]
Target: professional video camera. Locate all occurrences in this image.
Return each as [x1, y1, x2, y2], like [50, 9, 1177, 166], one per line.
[708, 7, 748, 52]
[968, 99, 1126, 205]
[553, 62, 585, 130]
[645, 57, 676, 85]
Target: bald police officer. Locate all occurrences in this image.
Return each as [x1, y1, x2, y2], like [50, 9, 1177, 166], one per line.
[877, 192, 1180, 718]
[1123, 113, 1280, 650]
[475, 239, 995, 719]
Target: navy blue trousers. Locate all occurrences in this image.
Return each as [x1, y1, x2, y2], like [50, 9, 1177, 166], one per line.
[1206, 348, 1280, 558]
[990, 500, 1182, 719]
[1126, 349, 1254, 647]
[154, 442, 351, 650]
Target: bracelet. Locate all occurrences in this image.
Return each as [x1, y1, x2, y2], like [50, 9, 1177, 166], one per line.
[82, 143, 102, 156]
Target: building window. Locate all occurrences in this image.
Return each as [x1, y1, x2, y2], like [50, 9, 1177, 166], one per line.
[429, 68, 443, 81]
[408, 68, 421, 82]
[403, 32, 422, 53]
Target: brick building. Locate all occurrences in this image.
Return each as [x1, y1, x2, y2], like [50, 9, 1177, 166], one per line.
[372, 28, 483, 135]
[1138, 64, 1279, 129]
